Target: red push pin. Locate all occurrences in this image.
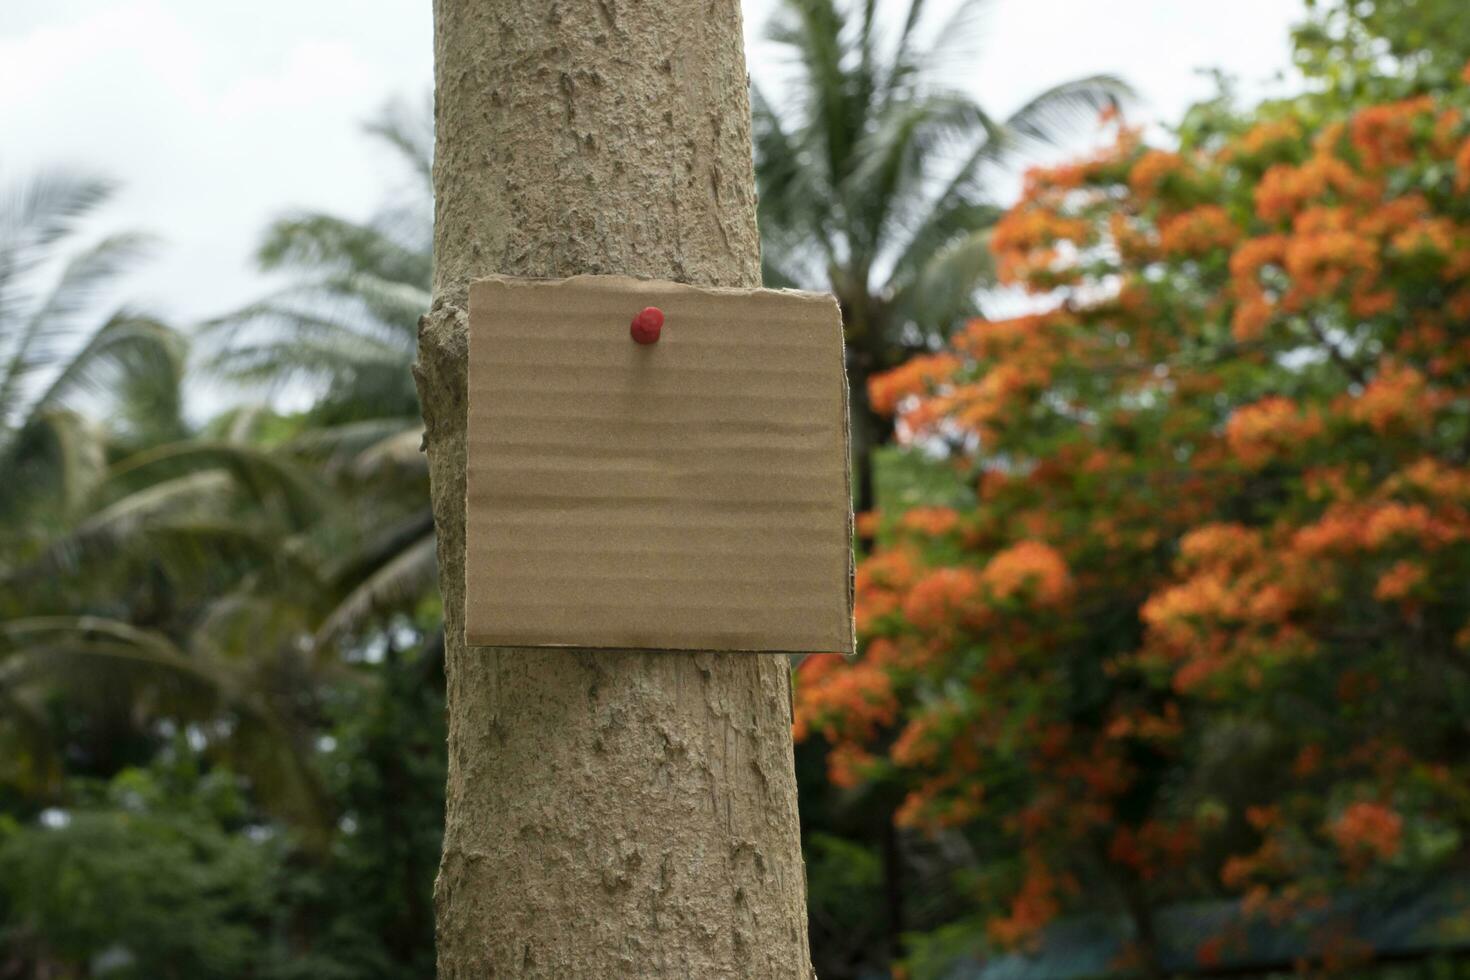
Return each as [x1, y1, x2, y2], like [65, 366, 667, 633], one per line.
[631, 306, 663, 344]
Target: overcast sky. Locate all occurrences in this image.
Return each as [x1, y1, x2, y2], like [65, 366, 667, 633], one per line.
[2, 0, 1301, 327]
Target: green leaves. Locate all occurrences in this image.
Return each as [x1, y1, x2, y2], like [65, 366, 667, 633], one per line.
[0, 171, 188, 538]
[755, 0, 1134, 372]
[0, 232, 154, 423]
[200, 105, 431, 429]
[0, 101, 445, 974]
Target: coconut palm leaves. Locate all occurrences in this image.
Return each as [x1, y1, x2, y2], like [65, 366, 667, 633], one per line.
[0, 170, 344, 833]
[0, 174, 186, 535]
[753, 0, 1133, 509]
[200, 99, 437, 647]
[201, 99, 430, 426]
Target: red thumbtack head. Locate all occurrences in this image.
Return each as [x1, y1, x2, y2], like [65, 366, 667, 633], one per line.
[631, 306, 663, 344]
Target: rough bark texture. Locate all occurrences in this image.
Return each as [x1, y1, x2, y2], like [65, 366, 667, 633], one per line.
[417, 0, 816, 976]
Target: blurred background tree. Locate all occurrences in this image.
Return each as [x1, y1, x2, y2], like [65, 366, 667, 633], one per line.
[797, 5, 1470, 977]
[0, 169, 327, 825]
[1294, 0, 1470, 95]
[752, 0, 1130, 969]
[200, 96, 436, 651]
[0, 104, 444, 979]
[752, 0, 1131, 518]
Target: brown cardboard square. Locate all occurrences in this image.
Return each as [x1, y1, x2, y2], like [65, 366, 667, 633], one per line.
[465, 274, 854, 655]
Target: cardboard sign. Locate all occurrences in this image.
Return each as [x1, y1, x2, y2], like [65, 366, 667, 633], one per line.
[465, 275, 854, 654]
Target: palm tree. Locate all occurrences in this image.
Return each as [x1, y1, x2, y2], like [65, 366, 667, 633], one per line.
[752, 0, 1133, 514]
[200, 98, 436, 649]
[0, 159, 445, 970]
[0, 170, 341, 833]
[753, 2, 1132, 962]
[0, 172, 185, 543]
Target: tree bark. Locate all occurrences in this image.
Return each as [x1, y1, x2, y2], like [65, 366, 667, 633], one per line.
[416, 1, 815, 977]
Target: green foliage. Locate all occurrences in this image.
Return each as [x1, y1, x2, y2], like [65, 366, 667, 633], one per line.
[753, 0, 1133, 513]
[0, 172, 331, 828]
[201, 96, 430, 428]
[0, 103, 444, 977]
[200, 100, 437, 646]
[1294, 0, 1470, 97]
[805, 833, 889, 978]
[0, 172, 186, 537]
[305, 631, 445, 980]
[873, 445, 974, 514]
[797, 1, 1470, 974]
[0, 632, 445, 980]
[0, 759, 284, 980]
[754, 0, 1130, 361]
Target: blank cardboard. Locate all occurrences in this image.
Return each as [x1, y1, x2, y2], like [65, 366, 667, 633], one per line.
[465, 274, 854, 655]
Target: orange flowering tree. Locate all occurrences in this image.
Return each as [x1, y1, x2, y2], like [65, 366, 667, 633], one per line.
[797, 67, 1470, 970]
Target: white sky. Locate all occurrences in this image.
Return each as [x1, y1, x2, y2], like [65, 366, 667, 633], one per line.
[1, 0, 1301, 329]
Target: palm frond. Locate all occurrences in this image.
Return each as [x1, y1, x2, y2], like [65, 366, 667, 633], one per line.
[755, 0, 1136, 373]
[887, 0, 995, 96]
[285, 418, 418, 469]
[201, 287, 415, 349]
[201, 310, 410, 382]
[324, 271, 429, 333]
[206, 342, 416, 422]
[0, 616, 216, 688]
[134, 521, 325, 596]
[210, 403, 275, 444]
[20, 408, 108, 519]
[1002, 73, 1137, 154]
[7, 310, 183, 456]
[907, 0, 994, 80]
[105, 440, 329, 530]
[314, 531, 437, 649]
[112, 341, 187, 450]
[350, 425, 426, 479]
[75, 470, 235, 538]
[0, 614, 335, 843]
[767, 0, 862, 188]
[847, 92, 996, 257]
[198, 269, 424, 418]
[887, 193, 1003, 295]
[0, 171, 113, 285]
[888, 0, 933, 84]
[890, 228, 993, 340]
[321, 509, 434, 592]
[6, 472, 326, 602]
[752, 82, 819, 239]
[754, 82, 840, 291]
[0, 233, 153, 427]
[255, 211, 430, 287]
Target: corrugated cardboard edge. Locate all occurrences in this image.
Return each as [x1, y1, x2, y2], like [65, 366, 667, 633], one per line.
[839, 337, 857, 659]
[465, 273, 857, 656]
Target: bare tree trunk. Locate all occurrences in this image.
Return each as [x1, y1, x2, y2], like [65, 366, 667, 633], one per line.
[415, 1, 815, 976]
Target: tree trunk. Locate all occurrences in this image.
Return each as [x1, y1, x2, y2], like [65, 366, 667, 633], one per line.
[415, 1, 815, 977]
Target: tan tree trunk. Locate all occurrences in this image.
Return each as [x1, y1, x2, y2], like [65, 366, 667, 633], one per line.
[415, 1, 816, 976]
